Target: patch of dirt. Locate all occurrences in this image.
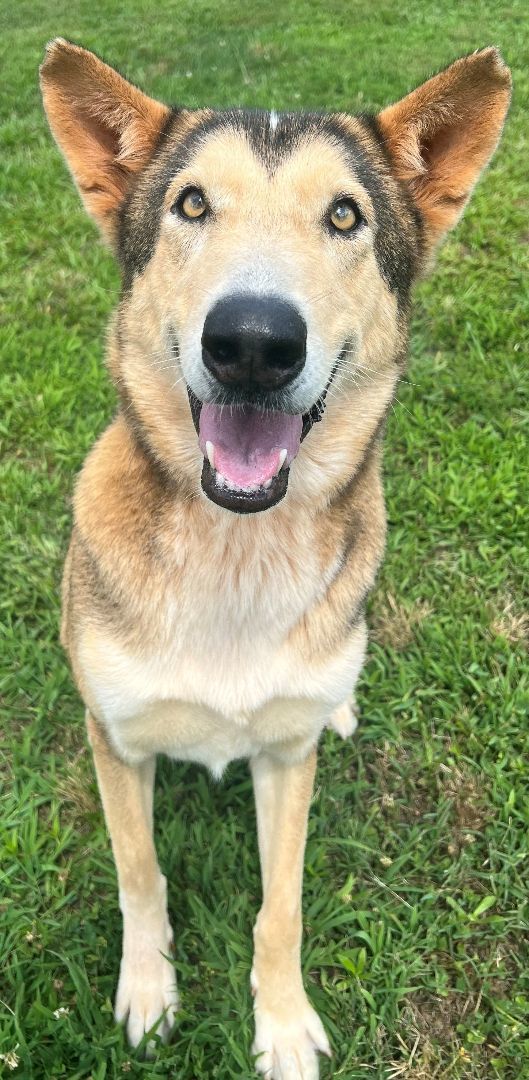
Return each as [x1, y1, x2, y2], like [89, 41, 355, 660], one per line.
[369, 740, 431, 825]
[387, 932, 521, 1078]
[438, 762, 492, 855]
[147, 60, 169, 76]
[404, 992, 475, 1044]
[371, 742, 492, 856]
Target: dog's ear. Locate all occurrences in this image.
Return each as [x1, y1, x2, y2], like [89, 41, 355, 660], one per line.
[377, 48, 511, 258]
[40, 39, 171, 244]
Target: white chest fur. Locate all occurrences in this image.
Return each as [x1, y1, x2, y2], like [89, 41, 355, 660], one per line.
[78, 509, 367, 772]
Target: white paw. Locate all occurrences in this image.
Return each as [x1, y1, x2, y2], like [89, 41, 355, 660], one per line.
[328, 699, 358, 739]
[253, 997, 331, 1079]
[115, 880, 178, 1051]
[115, 947, 178, 1050]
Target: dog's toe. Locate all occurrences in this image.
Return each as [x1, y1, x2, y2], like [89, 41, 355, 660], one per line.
[253, 996, 330, 1079]
[115, 952, 178, 1053]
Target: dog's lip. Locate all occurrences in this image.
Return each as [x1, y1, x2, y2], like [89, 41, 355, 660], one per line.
[200, 456, 289, 513]
[187, 386, 202, 434]
[186, 356, 342, 512]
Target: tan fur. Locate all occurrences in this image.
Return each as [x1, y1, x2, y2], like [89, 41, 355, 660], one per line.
[377, 48, 511, 255]
[41, 38, 200, 244]
[41, 39, 510, 1078]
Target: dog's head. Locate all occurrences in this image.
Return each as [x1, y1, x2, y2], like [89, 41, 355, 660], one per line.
[41, 41, 510, 513]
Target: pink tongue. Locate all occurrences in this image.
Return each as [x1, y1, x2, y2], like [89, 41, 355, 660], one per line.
[199, 404, 303, 488]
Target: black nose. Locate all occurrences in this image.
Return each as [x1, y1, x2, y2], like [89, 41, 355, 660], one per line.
[201, 295, 306, 392]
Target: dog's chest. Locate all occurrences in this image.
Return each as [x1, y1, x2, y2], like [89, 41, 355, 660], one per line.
[78, 516, 363, 769]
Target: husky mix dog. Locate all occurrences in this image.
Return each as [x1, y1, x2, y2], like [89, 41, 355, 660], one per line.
[40, 39, 510, 1078]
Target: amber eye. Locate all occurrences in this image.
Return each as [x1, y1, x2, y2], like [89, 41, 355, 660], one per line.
[173, 187, 208, 220]
[329, 198, 361, 233]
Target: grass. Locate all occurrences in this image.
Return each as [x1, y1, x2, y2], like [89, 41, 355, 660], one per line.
[1, 0, 528, 1076]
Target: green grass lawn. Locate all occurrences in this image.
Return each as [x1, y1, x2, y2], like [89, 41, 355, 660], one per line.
[1, 1, 528, 1076]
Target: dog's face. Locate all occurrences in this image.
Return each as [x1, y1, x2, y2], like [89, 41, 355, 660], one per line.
[41, 42, 510, 513]
[120, 110, 419, 512]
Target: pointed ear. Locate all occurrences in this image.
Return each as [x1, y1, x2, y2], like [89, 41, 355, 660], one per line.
[377, 48, 511, 257]
[40, 39, 171, 244]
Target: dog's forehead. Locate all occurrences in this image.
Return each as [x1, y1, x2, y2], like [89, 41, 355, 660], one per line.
[162, 110, 381, 194]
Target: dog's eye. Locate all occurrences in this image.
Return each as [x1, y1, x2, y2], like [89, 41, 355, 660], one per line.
[329, 198, 361, 233]
[173, 187, 208, 220]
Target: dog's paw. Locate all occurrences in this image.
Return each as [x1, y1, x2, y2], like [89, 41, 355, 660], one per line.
[115, 948, 178, 1050]
[252, 996, 331, 1078]
[115, 878, 178, 1051]
[328, 699, 358, 739]
[115, 889, 178, 1054]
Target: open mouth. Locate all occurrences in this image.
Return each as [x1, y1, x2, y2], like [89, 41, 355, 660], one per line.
[187, 378, 335, 514]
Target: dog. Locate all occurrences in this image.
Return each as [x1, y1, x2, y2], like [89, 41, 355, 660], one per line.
[40, 39, 510, 1077]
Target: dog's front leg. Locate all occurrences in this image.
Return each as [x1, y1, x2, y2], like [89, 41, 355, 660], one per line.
[250, 749, 331, 1078]
[86, 712, 177, 1049]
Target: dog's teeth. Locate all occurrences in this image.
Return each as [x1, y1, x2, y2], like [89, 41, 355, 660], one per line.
[278, 449, 288, 472]
[263, 479, 272, 489]
[205, 440, 215, 469]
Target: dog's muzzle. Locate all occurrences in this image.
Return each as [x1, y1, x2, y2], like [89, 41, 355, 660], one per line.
[181, 294, 339, 514]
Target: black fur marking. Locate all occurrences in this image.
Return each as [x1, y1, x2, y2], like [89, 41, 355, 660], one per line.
[117, 380, 178, 491]
[319, 117, 418, 305]
[77, 532, 126, 622]
[118, 111, 229, 288]
[342, 518, 362, 564]
[345, 588, 370, 633]
[359, 113, 425, 263]
[328, 404, 390, 511]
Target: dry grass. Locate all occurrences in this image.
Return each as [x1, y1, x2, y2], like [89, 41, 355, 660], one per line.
[489, 594, 528, 648]
[371, 592, 433, 650]
[439, 761, 492, 855]
[55, 752, 99, 825]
